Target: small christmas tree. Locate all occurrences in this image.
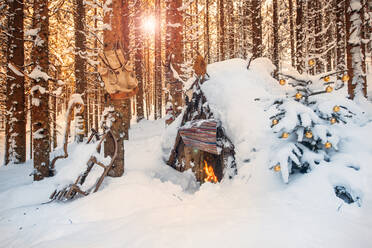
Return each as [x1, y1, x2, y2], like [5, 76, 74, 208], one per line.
[267, 67, 359, 183]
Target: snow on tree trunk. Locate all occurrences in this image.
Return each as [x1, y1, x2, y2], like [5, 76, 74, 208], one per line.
[219, 0, 225, 61]
[345, 0, 367, 99]
[313, 0, 324, 74]
[296, 0, 306, 73]
[288, 0, 296, 67]
[5, 0, 26, 165]
[154, 0, 162, 119]
[336, 0, 347, 72]
[165, 0, 184, 124]
[204, 0, 211, 64]
[74, 0, 87, 142]
[133, 0, 144, 122]
[31, 0, 51, 180]
[251, 0, 263, 59]
[101, 0, 128, 176]
[227, 0, 235, 59]
[272, 0, 279, 78]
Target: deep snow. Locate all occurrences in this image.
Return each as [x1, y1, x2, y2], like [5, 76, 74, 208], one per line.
[0, 59, 372, 248]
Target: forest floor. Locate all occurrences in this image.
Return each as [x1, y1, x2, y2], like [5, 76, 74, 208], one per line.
[0, 59, 372, 248]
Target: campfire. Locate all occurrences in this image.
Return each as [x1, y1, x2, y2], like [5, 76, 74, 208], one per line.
[203, 160, 218, 183]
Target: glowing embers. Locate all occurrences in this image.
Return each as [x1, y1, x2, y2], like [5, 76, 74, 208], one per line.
[203, 160, 218, 183]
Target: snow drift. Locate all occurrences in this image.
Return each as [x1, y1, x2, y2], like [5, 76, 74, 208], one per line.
[1, 58, 372, 248]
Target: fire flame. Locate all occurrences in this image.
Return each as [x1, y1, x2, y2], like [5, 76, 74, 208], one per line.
[203, 161, 218, 183]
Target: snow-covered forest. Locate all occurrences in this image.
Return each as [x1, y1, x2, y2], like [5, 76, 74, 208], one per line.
[0, 0, 372, 247]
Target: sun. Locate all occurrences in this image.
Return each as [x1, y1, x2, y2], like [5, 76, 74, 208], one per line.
[143, 15, 155, 34]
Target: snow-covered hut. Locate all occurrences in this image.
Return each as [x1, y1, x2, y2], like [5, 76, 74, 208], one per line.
[166, 78, 237, 183]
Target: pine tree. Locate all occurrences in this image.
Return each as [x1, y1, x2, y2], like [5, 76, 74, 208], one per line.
[204, 0, 210, 63]
[251, 0, 263, 58]
[154, 0, 162, 119]
[288, 0, 296, 67]
[74, 0, 87, 142]
[5, 0, 26, 165]
[269, 71, 358, 183]
[272, 0, 279, 78]
[219, 0, 225, 60]
[345, 0, 367, 99]
[165, 0, 184, 124]
[296, 0, 305, 73]
[134, 0, 145, 122]
[31, 0, 51, 180]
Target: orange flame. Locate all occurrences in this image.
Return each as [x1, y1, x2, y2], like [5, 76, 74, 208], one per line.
[203, 161, 218, 183]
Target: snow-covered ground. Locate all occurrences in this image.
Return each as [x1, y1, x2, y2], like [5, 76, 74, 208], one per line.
[1, 59, 372, 248]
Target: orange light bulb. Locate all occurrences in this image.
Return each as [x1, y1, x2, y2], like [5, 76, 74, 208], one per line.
[282, 132, 289, 139]
[274, 164, 281, 172]
[342, 74, 349, 82]
[326, 86, 333, 93]
[325, 142, 332, 149]
[305, 131, 313, 139]
[295, 92, 303, 100]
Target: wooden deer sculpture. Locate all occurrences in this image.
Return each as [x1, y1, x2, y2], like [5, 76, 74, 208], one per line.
[98, 47, 138, 99]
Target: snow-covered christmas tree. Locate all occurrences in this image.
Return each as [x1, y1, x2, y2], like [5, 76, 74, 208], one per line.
[267, 69, 364, 183]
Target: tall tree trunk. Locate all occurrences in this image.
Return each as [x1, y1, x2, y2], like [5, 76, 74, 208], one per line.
[74, 0, 87, 142]
[121, 0, 132, 132]
[31, 0, 51, 180]
[296, 0, 305, 73]
[336, 0, 346, 72]
[288, 0, 296, 67]
[102, 0, 126, 177]
[205, 0, 210, 63]
[272, 0, 279, 78]
[242, 1, 250, 58]
[251, 0, 262, 58]
[154, 0, 162, 119]
[134, 0, 144, 122]
[165, 0, 184, 124]
[314, 0, 324, 74]
[345, 0, 367, 99]
[219, 0, 225, 61]
[227, 0, 235, 59]
[5, 0, 26, 164]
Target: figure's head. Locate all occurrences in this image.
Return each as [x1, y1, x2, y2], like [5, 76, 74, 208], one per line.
[98, 49, 138, 94]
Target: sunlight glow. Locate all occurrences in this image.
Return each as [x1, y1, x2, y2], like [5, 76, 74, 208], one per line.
[143, 16, 155, 34]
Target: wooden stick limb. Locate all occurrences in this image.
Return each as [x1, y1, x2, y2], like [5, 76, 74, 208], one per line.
[50, 101, 84, 170]
[94, 130, 118, 193]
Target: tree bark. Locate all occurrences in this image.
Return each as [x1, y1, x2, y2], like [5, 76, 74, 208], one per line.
[102, 0, 126, 176]
[134, 0, 144, 122]
[74, 0, 87, 142]
[288, 0, 296, 67]
[31, 0, 51, 180]
[251, 0, 263, 58]
[154, 0, 162, 119]
[219, 0, 225, 61]
[165, 0, 184, 123]
[334, 0, 346, 70]
[345, 0, 367, 99]
[296, 0, 305, 73]
[314, 0, 324, 74]
[5, 0, 26, 164]
[272, 0, 279, 78]
[205, 0, 210, 63]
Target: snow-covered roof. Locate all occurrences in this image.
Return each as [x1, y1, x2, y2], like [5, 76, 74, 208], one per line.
[163, 58, 281, 164]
